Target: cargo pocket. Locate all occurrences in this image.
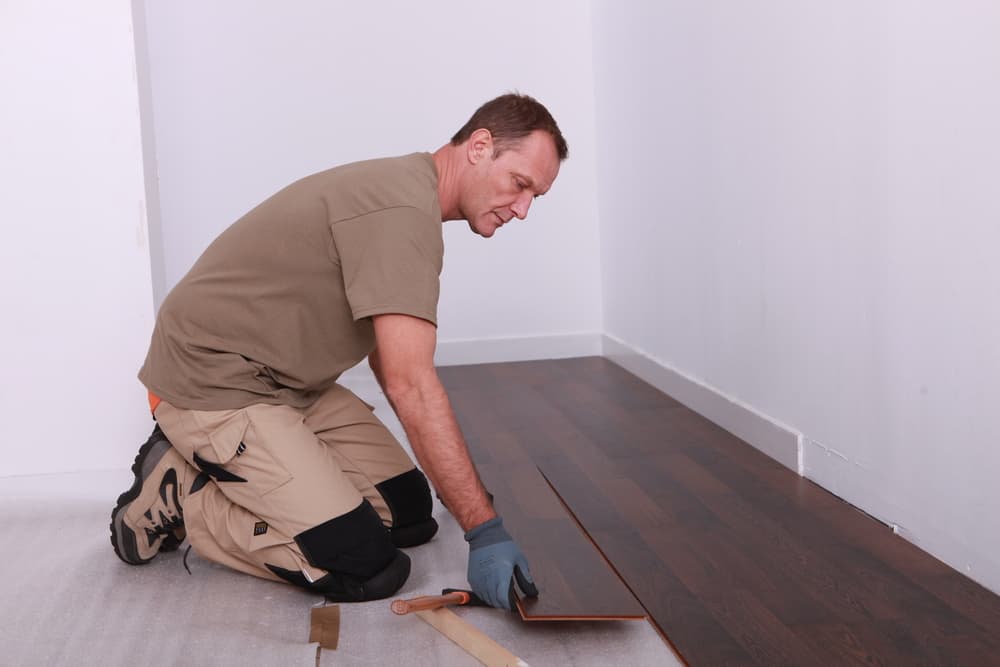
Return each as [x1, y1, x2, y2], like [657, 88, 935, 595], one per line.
[246, 525, 329, 586]
[192, 409, 293, 496]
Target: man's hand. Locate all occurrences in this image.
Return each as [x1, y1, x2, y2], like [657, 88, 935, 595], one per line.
[465, 516, 539, 611]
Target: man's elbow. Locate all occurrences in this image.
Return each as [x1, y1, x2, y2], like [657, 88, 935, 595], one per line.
[381, 367, 439, 406]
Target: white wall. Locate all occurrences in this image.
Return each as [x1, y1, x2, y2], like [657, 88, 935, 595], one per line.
[139, 0, 603, 357]
[0, 2, 156, 476]
[593, 0, 1000, 594]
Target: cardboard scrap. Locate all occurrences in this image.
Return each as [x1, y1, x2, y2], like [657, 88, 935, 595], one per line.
[309, 604, 341, 650]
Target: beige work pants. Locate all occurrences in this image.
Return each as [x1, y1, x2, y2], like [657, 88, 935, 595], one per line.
[154, 383, 417, 587]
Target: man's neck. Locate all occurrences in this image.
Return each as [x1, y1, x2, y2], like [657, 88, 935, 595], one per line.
[432, 143, 462, 221]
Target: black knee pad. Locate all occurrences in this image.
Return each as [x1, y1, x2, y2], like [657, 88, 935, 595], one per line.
[266, 549, 410, 602]
[390, 518, 438, 548]
[375, 468, 438, 548]
[269, 499, 411, 602]
[296, 500, 396, 579]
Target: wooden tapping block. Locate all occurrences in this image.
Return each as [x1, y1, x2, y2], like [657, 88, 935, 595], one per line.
[415, 607, 530, 667]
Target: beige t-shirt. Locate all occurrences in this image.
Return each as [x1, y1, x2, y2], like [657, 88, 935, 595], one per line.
[139, 152, 442, 410]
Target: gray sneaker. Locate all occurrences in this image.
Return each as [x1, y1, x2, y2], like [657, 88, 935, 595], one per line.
[110, 425, 190, 564]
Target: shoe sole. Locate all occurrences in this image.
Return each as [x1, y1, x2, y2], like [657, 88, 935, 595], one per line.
[109, 426, 175, 565]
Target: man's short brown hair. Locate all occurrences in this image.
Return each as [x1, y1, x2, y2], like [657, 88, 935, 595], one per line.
[451, 93, 568, 161]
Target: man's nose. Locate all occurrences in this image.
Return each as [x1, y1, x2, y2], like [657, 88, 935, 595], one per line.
[511, 192, 533, 220]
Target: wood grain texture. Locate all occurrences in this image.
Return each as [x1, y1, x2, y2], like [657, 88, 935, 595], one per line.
[476, 462, 646, 621]
[416, 607, 526, 667]
[439, 357, 1000, 666]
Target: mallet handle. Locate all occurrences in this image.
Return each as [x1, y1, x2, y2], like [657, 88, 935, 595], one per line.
[391, 591, 471, 615]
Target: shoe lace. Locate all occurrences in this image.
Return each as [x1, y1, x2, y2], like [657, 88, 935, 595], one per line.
[146, 510, 183, 537]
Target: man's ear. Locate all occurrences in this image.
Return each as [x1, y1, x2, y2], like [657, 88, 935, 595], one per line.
[466, 128, 494, 165]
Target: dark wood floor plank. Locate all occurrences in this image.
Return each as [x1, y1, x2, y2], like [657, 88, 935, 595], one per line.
[474, 462, 646, 621]
[589, 526, 756, 665]
[916, 571, 1000, 640]
[663, 454, 901, 624]
[694, 528, 833, 629]
[696, 587, 827, 667]
[534, 460, 746, 658]
[668, 438, 1000, 664]
[436, 357, 1000, 666]
[636, 524, 827, 666]
[675, 440, 1000, 652]
[791, 622, 902, 667]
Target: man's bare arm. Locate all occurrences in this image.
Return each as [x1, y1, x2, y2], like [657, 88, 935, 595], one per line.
[369, 313, 494, 531]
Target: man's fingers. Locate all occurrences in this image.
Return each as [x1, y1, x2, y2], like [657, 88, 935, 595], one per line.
[514, 563, 538, 598]
[506, 576, 518, 612]
[505, 564, 539, 610]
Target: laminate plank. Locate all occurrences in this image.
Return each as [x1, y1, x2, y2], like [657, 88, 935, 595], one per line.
[641, 451, 888, 626]
[692, 528, 832, 628]
[691, 588, 826, 667]
[538, 462, 786, 663]
[790, 622, 904, 667]
[822, 543, 1000, 661]
[474, 462, 646, 621]
[545, 455, 846, 631]
[662, 454, 898, 623]
[610, 462, 727, 534]
[638, 526, 826, 667]
[589, 527, 756, 665]
[675, 441, 1000, 644]
[668, 439, 1000, 662]
[539, 459, 654, 534]
[916, 571, 1000, 639]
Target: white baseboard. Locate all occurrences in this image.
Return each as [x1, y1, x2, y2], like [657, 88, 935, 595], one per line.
[339, 332, 604, 379]
[602, 334, 802, 472]
[434, 332, 604, 367]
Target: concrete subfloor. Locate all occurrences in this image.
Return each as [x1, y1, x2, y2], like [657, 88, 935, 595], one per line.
[1, 375, 679, 666]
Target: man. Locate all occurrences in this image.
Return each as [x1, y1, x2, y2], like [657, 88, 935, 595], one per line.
[110, 93, 568, 610]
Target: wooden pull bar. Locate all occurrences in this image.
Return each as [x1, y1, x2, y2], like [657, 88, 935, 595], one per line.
[416, 607, 530, 667]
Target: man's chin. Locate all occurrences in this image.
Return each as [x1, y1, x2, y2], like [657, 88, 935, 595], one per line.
[468, 220, 495, 238]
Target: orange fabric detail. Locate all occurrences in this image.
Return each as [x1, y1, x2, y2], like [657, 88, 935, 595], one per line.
[148, 391, 162, 415]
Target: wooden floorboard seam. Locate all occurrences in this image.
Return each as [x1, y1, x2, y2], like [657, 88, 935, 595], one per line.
[475, 462, 647, 621]
[537, 466, 690, 664]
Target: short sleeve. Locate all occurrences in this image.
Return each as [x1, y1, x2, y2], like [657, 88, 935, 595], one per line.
[330, 206, 443, 325]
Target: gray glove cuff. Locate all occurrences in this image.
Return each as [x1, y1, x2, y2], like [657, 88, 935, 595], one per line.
[464, 516, 512, 549]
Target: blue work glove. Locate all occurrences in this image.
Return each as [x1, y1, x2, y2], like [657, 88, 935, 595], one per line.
[465, 516, 538, 611]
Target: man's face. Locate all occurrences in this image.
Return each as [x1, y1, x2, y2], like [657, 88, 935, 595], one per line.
[460, 130, 561, 238]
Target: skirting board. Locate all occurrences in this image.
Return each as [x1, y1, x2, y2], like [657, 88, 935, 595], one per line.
[434, 332, 603, 367]
[339, 333, 603, 381]
[602, 334, 802, 473]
